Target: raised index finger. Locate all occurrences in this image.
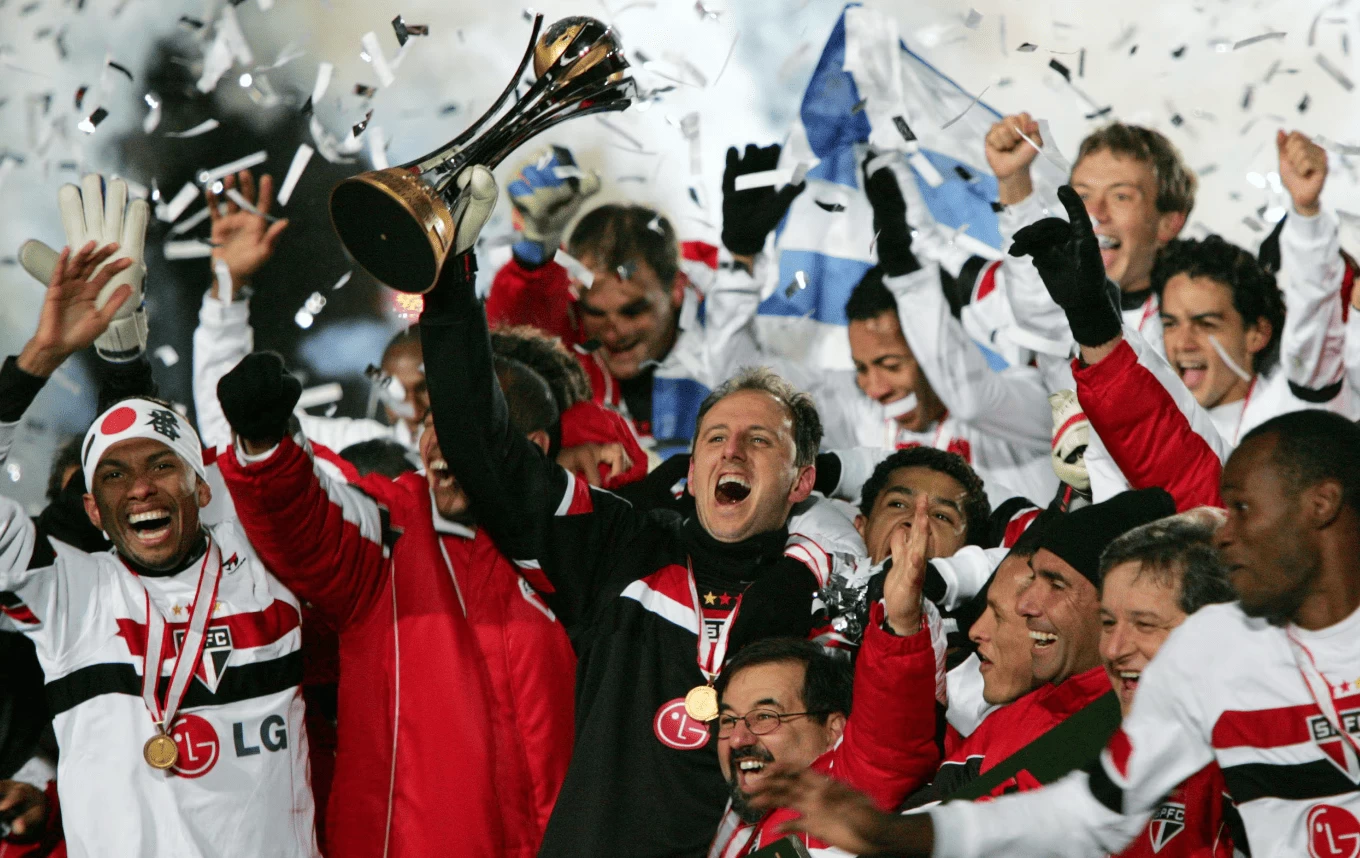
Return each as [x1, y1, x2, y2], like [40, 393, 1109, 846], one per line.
[1056, 185, 1095, 239]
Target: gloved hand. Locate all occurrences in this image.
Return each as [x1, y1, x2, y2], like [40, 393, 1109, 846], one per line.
[508, 146, 599, 264]
[217, 351, 302, 448]
[451, 165, 498, 257]
[863, 152, 921, 277]
[1008, 185, 1120, 348]
[1048, 389, 1090, 492]
[721, 144, 806, 257]
[21, 175, 150, 363]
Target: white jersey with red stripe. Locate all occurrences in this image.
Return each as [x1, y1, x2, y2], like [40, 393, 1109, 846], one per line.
[928, 599, 1360, 858]
[0, 513, 316, 858]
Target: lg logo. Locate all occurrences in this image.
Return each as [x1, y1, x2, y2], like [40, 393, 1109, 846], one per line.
[234, 714, 290, 757]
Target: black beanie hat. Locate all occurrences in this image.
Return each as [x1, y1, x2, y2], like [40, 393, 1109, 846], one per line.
[1038, 488, 1176, 587]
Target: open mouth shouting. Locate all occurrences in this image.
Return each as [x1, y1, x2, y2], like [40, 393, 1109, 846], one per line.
[427, 458, 455, 491]
[730, 748, 775, 791]
[1096, 233, 1121, 269]
[127, 508, 174, 548]
[1174, 358, 1208, 391]
[715, 474, 752, 506]
[1116, 669, 1140, 696]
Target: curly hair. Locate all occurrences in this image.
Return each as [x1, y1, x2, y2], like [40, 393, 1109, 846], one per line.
[1151, 235, 1285, 375]
[857, 446, 991, 546]
[490, 326, 593, 412]
[1077, 123, 1197, 216]
[844, 267, 895, 323]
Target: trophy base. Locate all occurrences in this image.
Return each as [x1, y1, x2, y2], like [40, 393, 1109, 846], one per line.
[330, 171, 454, 294]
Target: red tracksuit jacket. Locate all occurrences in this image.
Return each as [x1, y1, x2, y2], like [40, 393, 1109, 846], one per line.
[220, 437, 574, 857]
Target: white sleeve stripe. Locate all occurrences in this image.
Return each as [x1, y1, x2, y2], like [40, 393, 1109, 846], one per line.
[554, 470, 577, 517]
[310, 456, 384, 549]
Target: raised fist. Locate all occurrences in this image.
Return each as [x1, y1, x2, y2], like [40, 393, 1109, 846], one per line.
[1277, 129, 1327, 217]
[217, 351, 302, 449]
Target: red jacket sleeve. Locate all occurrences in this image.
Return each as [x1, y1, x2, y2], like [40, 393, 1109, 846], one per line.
[217, 437, 390, 631]
[559, 400, 649, 488]
[820, 601, 942, 807]
[486, 256, 581, 346]
[1073, 340, 1225, 510]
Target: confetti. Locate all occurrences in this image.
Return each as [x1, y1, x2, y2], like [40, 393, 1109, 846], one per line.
[298, 384, 344, 409]
[734, 168, 795, 191]
[304, 291, 327, 314]
[154, 345, 179, 367]
[1234, 32, 1286, 50]
[158, 182, 198, 222]
[360, 32, 395, 88]
[304, 62, 333, 115]
[1241, 216, 1264, 233]
[294, 309, 315, 329]
[169, 205, 211, 235]
[1241, 85, 1253, 110]
[200, 150, 268, 185]
[954, 165, 976, 182]
[77, 107, 108, 134]
[351, 109, 374, 138]
[1084, 106, 1113, 119]
[5, 463, 19, 483]
[814, 200, 846, 213]
[391, 15, 428, 47]
[1129, 45, 1138, 56]
[555, 248, 595, 287]
[165, 118, 220, 138]
[892, 116, 917, 143]
[1078, 48, 1086, 77]
[142, 92, 161, 133]
[850, 97, 868, 114]
[964, 8, 982, 29]
[1171, 45, 1187, 59]
[940, 84, 991, 130]
[1315, 53, 1355, 91]
[1016, 42, 1038, 52]
[275, 143, 314, 206]
[74, 85, 88, 109]
[909, 152, 944, 187]
[694, 1, 722, 20]
[331, 271, 352, 291]
[354, 83, 376, 97]
[226, 188, 283, 222]
[106, 60, 133, 81]
[178, 15, 205, 29]
[783, 270, 808, 299]
[163, 240, 214, 260]
[617, 262, 636, 280]
[1298, 93, 1311, 112]
[1048, 59, 1071, 81]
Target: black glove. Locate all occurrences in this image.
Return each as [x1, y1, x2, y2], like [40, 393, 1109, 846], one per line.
[217, 351, 302, 446]
[720, 144, 806, 257]
[863, 155, 921, 277]
[1008, 185, 1121, 348]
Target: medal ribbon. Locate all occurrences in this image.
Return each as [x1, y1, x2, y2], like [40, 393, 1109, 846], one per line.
[140, 539, 223, 731]
[686, 558, 744, 685]
[1287, 630, 1360, 764]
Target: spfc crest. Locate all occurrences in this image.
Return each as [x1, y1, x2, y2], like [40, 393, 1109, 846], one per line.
[1147, 801, 1185, 853]
[174, 625, 234, 693]
[1308, 709, 1360, 783]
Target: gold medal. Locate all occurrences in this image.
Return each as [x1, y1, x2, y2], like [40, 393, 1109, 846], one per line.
[684, 684, 720, 722]
[143, 731, 178, 770]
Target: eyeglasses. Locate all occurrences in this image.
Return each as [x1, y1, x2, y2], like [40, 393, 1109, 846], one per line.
[716, 708, 828, 739]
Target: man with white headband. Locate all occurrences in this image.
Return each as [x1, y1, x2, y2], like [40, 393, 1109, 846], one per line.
[0, 242, 317, 857]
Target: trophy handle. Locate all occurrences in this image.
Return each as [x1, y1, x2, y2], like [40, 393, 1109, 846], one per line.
[408, 14, 545, 171]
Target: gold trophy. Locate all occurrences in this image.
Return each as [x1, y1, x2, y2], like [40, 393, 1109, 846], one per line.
[330, 14, 635, 293]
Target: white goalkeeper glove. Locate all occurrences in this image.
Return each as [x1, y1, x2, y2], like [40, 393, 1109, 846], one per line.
[19, 175, 150, 363]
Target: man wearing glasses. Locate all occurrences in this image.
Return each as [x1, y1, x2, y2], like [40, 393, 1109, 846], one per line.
[707, 497, 946, 857]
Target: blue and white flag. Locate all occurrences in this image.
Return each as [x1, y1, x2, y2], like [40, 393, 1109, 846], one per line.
[758, 2, 1062, 372]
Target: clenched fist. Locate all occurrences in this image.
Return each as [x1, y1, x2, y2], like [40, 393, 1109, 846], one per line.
[1277, 130, 1327, 217]
[985, 112, 1042, 204]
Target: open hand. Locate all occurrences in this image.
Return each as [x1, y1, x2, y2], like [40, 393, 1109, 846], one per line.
[747, 767, 930, 855]
[207, 170, 289, 289]
[17, 242, 133, 377]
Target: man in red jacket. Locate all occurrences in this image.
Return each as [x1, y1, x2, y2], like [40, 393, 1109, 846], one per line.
[214, 351, 575, 858]
[708, 494, 945, 857]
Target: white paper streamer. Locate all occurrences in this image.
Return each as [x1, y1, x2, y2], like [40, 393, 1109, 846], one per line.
[277, 143, 315, 205]
[310, 62, 333, 106]
[200, 150, 267, 185]
[298, 383, 344, 409]
[214, 259, 233, 303]
[360, 32, 396, 87]
[165, 118, 220, 138]
[368, 126, 389, 169]
[163, 240, 214, 260]
[158, 182, 199, 223]
[1208, 335, 1254, 382]
[555, 248, 595, 288]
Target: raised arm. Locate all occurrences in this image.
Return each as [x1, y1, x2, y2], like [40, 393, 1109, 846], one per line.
[419, 168, 641, 626]
[1276, 131, 1349, 402]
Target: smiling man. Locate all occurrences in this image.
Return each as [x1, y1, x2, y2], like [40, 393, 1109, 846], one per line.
[985, 117, 1196, 357]
[0, 243, 317, 857]
[903, 489, 1174, 808]
[419, 166, 849, 856]
[708, 495, 944, 857]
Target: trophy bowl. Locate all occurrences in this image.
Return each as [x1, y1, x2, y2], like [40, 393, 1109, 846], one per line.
[330, 14, 635, 294]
